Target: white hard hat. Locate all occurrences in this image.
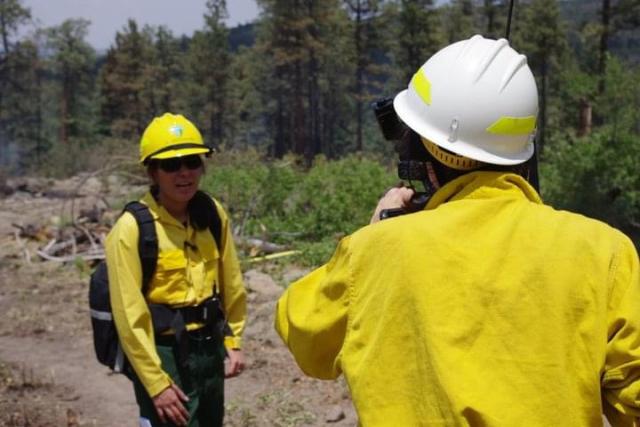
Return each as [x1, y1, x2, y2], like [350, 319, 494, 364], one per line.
[393, 35, 539, 165]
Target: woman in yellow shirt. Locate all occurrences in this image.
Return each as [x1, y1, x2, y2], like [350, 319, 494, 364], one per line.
[106, 113, 246, 426]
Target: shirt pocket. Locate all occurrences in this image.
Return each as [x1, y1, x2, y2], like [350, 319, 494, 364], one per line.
[155, 249, 188, 284]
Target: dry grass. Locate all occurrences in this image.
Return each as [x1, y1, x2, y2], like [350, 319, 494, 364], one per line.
[0, 361, 57, 427]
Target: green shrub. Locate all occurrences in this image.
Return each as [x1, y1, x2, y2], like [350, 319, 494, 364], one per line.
[541, 129, 640, 245]
[282, 155, 396, 240]
[201, 150, 397, 266]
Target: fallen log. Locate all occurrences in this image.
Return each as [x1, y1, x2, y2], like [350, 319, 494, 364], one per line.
[241, 238, 288, 254]
[247, 250, 301, 263]
[14, 230, 32, 264]
[42, 238, 76, 255]
[36, 250, 105, 263]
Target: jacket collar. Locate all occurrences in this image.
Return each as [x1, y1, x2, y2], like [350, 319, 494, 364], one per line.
[425, 171, 542, 210]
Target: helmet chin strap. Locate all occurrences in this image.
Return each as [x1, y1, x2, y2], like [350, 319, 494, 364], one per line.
[425, 161, 441, 192]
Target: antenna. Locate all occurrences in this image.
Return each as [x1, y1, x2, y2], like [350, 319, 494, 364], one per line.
[505, 0, 516, 40]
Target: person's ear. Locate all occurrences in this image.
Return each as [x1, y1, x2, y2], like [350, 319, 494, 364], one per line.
[147, 166, 158, 183]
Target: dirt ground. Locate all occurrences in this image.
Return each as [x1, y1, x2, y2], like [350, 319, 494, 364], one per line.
[0, 175, 356, 427]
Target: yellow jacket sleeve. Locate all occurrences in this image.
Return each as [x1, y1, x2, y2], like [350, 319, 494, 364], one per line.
[105, 212, 172, 397]
[275, 236, 352, 379]
[602, 234, 640, 421]
[216, 202, 247, 350]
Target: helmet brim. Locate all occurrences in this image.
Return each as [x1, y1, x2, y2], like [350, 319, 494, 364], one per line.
[143, 146, 211, 163]
[393, 89, 534, 166]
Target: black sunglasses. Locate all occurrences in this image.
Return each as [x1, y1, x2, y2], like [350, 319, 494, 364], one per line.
[156, 155, 203, 173]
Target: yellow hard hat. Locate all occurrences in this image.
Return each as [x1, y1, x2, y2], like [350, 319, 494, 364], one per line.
[139, 113, 211, 164]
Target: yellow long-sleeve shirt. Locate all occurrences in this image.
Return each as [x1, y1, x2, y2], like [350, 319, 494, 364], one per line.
[276, 171, 640, 426]
[106, 192, 246, 397]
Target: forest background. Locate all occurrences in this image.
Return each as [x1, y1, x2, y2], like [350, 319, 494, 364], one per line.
[1, 0, 639, 265]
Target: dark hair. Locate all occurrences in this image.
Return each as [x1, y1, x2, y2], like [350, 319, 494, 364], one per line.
[188, 190, 216, 231]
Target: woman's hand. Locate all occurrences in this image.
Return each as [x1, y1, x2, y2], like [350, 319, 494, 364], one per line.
[153, 383, 190, 426]
[225, 349, 245, 378]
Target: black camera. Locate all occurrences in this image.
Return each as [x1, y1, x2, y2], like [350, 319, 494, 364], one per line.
[372, 97, 429, 182]
[372, 97, 405, 142]
[372, 97, 433, 218]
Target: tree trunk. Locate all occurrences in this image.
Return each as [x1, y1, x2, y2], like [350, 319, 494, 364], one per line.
[355, 0, 363, 152]
[598, 0, 611, 95]
[0, 0, 10, 56]
[307, 1, 321, 161]
[274, 97, 286, 158]
[538, 58, 548, 154]
[60, 70, 70, 145]
[293, 59, 306, 158]
[484, 0, 496, 36]
[578, 98, 592, 137]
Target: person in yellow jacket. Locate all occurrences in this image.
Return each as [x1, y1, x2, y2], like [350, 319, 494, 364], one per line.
[275, 35, 640, 426]
[106, 113, 246, 427]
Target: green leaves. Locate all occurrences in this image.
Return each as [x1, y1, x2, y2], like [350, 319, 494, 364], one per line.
[541, 128, 640, 242]
[201, 151, 396, 265]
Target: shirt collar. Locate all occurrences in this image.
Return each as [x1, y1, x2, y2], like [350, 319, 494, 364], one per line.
[425, 171, 542, 210]
[141, 191, 189, 230]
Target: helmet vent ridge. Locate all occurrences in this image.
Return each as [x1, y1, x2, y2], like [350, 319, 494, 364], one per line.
[499, 55, 528, 93]
[473, 38, 508, 83]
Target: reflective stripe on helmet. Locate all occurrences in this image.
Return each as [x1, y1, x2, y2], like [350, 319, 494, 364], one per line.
[410, 69, 432, 106]
[486, 116, 537, 135]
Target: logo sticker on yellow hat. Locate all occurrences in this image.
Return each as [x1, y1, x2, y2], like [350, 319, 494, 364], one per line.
[169, 124, 183, 137]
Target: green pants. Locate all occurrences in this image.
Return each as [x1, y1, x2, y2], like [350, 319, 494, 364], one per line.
[133, 334, 226, 427]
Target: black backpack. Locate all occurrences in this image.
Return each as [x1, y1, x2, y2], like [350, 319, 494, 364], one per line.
[89, 193, 222, 377]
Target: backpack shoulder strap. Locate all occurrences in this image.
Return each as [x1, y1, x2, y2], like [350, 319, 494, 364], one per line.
[197, 191, 222, 252]
[123, 201, 158, 295]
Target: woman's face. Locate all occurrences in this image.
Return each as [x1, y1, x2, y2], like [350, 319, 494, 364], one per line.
[150, 155, 204, 205]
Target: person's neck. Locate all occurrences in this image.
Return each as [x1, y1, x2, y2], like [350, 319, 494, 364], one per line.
[158, 194, 189, 225]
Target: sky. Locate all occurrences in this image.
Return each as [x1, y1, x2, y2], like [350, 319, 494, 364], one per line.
[21, 0, 260, 50]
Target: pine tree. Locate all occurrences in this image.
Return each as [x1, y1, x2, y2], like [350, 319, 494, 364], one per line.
[344, 0, 389, 152]
[225, 45, 268, 149]
[442, 0, 476, 43]
[145, 25, 182, 117]
[394, 0, 444, 86]
[99, 19, 154, 139]
[512, 0, 567, 152]
[321, 6, 356, 157]
[0, 0, 29, 59]
[3, 39, 43, 169]
[0, 0, 32, 168]
[184, 0, 232, 148]
[44, 18, 96, 145]
[256, 0, 350, 161]
[597, 0, 640, 94]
